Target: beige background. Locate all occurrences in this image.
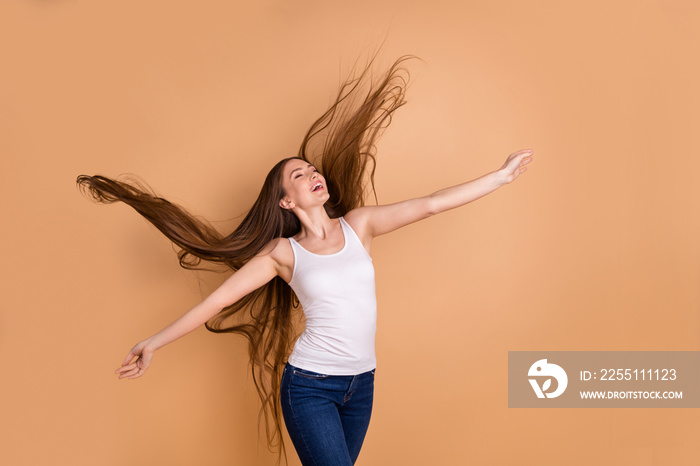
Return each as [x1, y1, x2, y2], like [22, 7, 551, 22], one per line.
[1, 1, 699, 465]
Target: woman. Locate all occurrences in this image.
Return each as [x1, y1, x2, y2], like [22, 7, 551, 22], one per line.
[77, 54, 533, 466]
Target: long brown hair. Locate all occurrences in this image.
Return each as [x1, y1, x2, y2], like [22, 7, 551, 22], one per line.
[77, 52, 419, 465]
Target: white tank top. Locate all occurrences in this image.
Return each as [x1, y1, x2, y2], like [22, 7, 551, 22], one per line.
[286, 216, 377, 375]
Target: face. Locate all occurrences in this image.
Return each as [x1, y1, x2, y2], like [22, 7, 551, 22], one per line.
[279, 158, 329, 211]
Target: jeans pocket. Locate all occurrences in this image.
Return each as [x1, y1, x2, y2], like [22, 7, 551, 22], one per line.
[371, 369, 375, 376]
[292, 368, 330, 380]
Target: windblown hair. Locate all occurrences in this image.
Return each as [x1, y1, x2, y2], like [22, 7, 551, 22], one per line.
[77, 52, 418, 465]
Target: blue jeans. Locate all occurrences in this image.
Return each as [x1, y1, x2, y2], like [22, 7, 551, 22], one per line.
[280, 362, 375, 466]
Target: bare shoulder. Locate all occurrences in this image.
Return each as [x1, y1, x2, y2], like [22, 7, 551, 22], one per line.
[343, 208, 369, 234]
[342, 208, 374, 255]
[261, 236, 294, 283]
[344, 195, 434, 239]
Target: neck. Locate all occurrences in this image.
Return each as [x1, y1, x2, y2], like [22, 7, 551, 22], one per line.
[293, 205, 338, 239]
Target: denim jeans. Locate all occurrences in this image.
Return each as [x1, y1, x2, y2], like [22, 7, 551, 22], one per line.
[280, 362, 375, 466]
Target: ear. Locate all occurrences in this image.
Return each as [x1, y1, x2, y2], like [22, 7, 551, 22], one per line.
[279, 198, 295, 210]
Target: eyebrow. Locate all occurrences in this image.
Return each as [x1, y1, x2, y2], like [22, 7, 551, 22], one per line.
[290, 164, 313, 179]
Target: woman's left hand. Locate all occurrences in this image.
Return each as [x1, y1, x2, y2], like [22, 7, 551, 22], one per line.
[498, 149, 534, 184]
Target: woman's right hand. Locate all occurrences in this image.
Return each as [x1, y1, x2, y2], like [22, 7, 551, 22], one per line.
[115, 339, 155, 380]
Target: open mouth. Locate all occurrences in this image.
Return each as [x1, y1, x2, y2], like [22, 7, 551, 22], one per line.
[311, 182, 324, 192]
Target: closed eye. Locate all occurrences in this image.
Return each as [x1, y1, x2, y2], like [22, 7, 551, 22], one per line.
[292, 165, 318, 180]
[295, 167, 318, 179]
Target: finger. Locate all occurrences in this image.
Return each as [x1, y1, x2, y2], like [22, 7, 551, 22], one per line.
[510, 149, 532, 158]
[121, 351, 137, 366]
[124, 365, 144, 379]
[509, 151, 532, 166]
[118, 367, 140, 379]
[127, 370, 144, 379]
[518, 159, 532, 169]
[116, 363, 136, 374]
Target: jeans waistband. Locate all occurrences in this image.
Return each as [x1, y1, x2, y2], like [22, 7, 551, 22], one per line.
[285, 362, 375, 377]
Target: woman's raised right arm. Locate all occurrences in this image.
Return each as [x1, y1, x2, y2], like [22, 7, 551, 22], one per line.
[115, 248, 280, 380]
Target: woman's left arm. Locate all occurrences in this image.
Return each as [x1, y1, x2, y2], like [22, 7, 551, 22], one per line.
[349, 149, 534, 238]
[430, 148, 533, 214]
